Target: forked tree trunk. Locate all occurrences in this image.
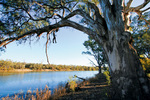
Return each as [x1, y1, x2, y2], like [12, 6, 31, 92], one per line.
[102, 32, 150, 99]
[96, 0, 150, 99]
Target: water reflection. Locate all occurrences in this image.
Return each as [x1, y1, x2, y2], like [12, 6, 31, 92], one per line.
[0, 71, 98, 97]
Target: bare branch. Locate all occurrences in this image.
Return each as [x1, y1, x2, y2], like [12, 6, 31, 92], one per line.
[133, 0, 150, 11]
[64, 9, 107, 36]
[88, 58, 97, 67]
[64, 9, 95, 25]
[71, 1, 79, 12]
[126, 0, 133, 10]
[139, 17, 150, 25]
[123, 0, 150, 30]
[87, 2, 103, 24]
[126, 0, 150, 13]
[141, 7, 150, 12]
[45, 32, 51, 65]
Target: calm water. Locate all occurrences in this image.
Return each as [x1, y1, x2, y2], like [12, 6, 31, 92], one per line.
[0, 71, 98, 98]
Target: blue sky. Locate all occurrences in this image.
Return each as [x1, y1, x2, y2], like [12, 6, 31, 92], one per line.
[0, 0, 149, 66]
[0, 28, 94, 66]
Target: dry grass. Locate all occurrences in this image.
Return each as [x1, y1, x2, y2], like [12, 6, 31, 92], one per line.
[57, 73, 110, 100]
[50, 86, 67, 100]
[1, 85, 51, 100]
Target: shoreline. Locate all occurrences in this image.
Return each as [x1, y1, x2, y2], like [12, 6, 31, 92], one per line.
[0, 69, 95, 73]
[0, 69, 53, 72]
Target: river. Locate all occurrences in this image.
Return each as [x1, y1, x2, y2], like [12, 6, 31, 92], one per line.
[0, 71, 98, 98]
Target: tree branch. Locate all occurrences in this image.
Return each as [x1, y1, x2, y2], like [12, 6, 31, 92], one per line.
[64, 9, 107, 36]
[141, 7, 150, 12]
[126, 0, 133, 10]
[0, 18, 99, 47]
[88, 58, 97, 67]
[45, 32, 51, 65]
[64, 9, 95, 26]
[112, 0, 124, 32]
[87, 2, 104, 24]
[126, 0, 150, 13]
[125, 0, 150, 25]
[98, 0, 115, 30]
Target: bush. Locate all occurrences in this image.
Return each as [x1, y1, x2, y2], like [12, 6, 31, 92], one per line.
[140, 58, 150, 73]
[103, 71, 111, 85]
[68, 76, 77, 92]
[0, 60, 99, 71]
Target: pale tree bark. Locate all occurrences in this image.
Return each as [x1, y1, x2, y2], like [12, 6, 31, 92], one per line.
[98, 0, 150, 99]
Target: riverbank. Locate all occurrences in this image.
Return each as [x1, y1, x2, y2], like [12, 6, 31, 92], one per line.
[55, 72, 111, 100]
[1, 71, 150, 100]
[57, 80, 110, 100]
[0, 68, 97, 73]
[0, 68, 68, 72]
[0, 72, 110, 100]
[0, 60, 98, 72]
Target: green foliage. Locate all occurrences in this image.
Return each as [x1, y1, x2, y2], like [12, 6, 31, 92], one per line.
[89, 71, 110, 85]
[103, 71, 111, 85]
[0, 60, 98, 71]
[83, 36, 107, 73]
[0, 0, 100, 39]
[0, 60, 25, 70]
[140, 58, 150, 73]
[68, 76, 77, 92]
[131, 11, 150, 58]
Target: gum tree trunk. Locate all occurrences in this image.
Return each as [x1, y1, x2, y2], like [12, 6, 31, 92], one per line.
[97, 0, 150, 99]
[102, 31, 150, 99]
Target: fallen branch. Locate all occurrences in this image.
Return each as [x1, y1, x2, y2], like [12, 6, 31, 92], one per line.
[74, 75, 86, 81]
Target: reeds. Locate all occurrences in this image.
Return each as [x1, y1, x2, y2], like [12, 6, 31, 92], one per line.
[1, 85, 51, 100]
[1, 77, 90, 100]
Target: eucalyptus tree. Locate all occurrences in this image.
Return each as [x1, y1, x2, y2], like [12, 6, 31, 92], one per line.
[82, 36, 107, 73]
[0, 0, 150, 99]
[131, 11, 150, 58]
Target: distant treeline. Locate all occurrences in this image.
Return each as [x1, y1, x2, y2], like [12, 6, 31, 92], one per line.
[0, 60, 98, 71]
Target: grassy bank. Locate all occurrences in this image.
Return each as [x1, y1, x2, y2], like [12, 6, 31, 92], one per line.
[0, 60, 98, 72]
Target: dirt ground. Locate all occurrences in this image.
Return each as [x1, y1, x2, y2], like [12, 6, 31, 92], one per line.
[56, 74, 110, 100]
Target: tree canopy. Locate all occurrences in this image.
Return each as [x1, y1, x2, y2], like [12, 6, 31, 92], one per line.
[0, 0, 149, 48]
[131, 11, 150, 58]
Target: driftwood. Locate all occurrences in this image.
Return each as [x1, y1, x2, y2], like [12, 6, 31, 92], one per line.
[74, 75, 86, 81]
[65, 75, 86, 92]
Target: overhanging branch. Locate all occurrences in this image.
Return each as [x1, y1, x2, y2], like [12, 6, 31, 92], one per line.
[0, 18, 98, 47]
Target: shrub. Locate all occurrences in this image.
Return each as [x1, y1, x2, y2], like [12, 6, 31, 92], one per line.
[140, 58, 150, 73]
[103, 71, 111, 85]
[68, 76, 77, 92]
